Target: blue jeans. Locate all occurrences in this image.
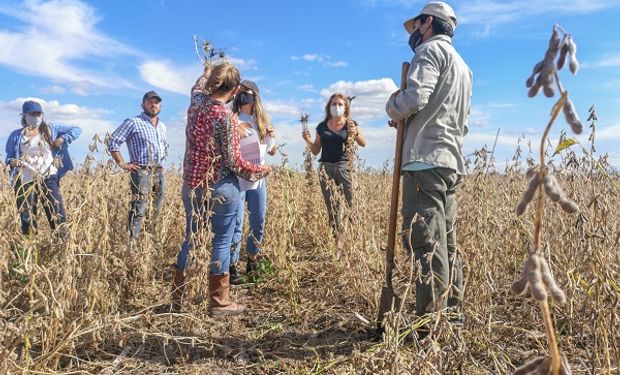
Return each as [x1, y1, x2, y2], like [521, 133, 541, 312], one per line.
[14, 175, 66, 236]
[177, 173, 241, 275]
[128, 168, 164, 239]
[232, 181, 267, 263]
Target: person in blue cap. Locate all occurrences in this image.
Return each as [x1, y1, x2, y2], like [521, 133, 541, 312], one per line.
[108, 91, 168, 249]
[4, 100, 82, 238]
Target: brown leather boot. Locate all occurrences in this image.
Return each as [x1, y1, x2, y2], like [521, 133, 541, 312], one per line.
[171, 266, 185, 312]
[208, 273, 245, 317]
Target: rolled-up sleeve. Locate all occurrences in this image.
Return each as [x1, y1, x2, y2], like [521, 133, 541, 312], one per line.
[386, 47, 441, 122]
[53, 124, 82, 144]
[108, 119, 133, 152]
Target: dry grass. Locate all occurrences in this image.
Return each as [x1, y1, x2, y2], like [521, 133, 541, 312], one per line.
[0, 136, 619, 374]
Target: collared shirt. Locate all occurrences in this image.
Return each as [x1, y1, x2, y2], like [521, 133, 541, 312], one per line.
[386, 34, 473, 175]
[5, 123, 82, 180]
[108, 113, 168, 166]
[183, 93, 267, 189]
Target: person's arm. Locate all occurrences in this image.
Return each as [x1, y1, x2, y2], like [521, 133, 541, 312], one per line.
[5, 131, 21, 167]
[51, 124, 82, 149]
[221, 114, 270, 182]
[385, 47, 440, 122]
[110, 151, 140, 172]
[108, 119, 140, 172]
[302, 130, 321, 156]
[191, 65, 212, 96]
[348, 120, 366, 147]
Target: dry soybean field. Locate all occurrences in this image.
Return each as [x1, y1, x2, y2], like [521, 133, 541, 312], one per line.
[1, 141, 619, 374]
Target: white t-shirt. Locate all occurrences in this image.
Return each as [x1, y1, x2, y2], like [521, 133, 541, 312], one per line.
[19, 132, 57, 183]
[238, 112, 275, 191]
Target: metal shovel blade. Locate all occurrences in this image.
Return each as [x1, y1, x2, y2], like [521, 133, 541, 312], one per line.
[376, 285, 402, 335]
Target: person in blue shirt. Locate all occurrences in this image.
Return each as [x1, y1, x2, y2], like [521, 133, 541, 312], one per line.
[107, 91, 168, 247]
[4, 100, 82, 238]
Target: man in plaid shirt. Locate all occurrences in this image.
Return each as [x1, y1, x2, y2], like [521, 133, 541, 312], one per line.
[108, 91, 168, 246]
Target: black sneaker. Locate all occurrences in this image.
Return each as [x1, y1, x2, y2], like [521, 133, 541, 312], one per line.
[229, 263, 243, 285]
[246, 258, 258, 274]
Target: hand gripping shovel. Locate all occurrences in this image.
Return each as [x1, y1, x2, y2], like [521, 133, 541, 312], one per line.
[376, 61, 410, 337]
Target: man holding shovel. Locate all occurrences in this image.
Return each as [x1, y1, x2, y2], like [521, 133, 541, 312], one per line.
[384, 1, 472, 325]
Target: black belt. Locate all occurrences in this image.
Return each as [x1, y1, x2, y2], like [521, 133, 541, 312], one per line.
[139, 165, 163, 170]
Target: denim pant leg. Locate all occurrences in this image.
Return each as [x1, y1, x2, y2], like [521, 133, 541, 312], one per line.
[210, 174, 241, 275]
[15, 180, 36, 235]
[152, 170, 165, 218]
[402, 169, 458, 316]
[177, 184, 207, 269]
[128, 170, 151, 239]
[231, 192, 245, 265]
[245, 181, 267, 257]
[41, 175, 67, 231]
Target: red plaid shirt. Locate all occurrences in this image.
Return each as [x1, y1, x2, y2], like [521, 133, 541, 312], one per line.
[183, 93, 267, 189]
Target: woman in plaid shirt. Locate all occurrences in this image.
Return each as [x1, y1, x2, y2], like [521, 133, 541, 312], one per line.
[172, 62, 271, 316]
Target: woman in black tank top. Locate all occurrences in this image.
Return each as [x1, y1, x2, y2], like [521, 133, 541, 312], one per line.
[301, 93, 366, 237]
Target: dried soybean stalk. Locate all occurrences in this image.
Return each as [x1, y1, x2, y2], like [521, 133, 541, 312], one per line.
[511, 253, 567, 304]
[540, 62, 556, 98]
[514, 356, 546, 375]
[542, 174, 580, 213]
[526, 61, 544, 88]
[562, 98, 583, 134]
[543, 175, 562, 202]
[556, 40, 570, 70]
[567, 36, 579, 74]
[539, 255, 567, 304]
[527, 254, 548, 301]
[516, 174, 541, 216]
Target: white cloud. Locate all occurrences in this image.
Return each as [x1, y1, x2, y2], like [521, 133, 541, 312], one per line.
[583, 54, 620, 69]
[291, 52, 349, 68]
[138, 60, 201, 96]
[39, 85, 68, 95]
[597, 122, 620, 140]
[139, 55, 260, 96]
[297, 84, 316, 93]
[302, 54, 321, 62]
[0, 0, 136, 93]
[320, 78, 398, 121]
[263, 101, 302, 118]
[325, 61, 349, 68]
[226, 56, 259, 71]
[458, 0, 620, 27]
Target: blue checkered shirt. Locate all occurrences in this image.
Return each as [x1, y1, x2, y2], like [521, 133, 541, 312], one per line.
[108, 113, 168, 166]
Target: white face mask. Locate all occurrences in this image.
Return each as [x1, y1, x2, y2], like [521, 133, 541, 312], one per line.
[24, 114, 43, 128]
[330, 104, 345, 118]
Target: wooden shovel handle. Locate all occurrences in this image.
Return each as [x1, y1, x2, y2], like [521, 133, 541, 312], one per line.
[385, 62, 410, 287]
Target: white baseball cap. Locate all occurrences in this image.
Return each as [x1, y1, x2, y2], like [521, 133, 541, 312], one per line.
[403, 2, 457, 34]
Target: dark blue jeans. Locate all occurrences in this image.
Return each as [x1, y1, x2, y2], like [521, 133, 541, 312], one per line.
[128, 168, 164, 239]
[232, 181, 267, 263]
[14, 175, 66, 236]
[176, 173, 241, 275]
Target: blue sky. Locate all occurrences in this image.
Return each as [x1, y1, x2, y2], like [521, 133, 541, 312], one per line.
[1, 0, 620, 170]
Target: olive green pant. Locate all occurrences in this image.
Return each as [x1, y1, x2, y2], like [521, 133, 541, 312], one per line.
[319, 161, 353, 235]
[402, 168, 463, 317]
